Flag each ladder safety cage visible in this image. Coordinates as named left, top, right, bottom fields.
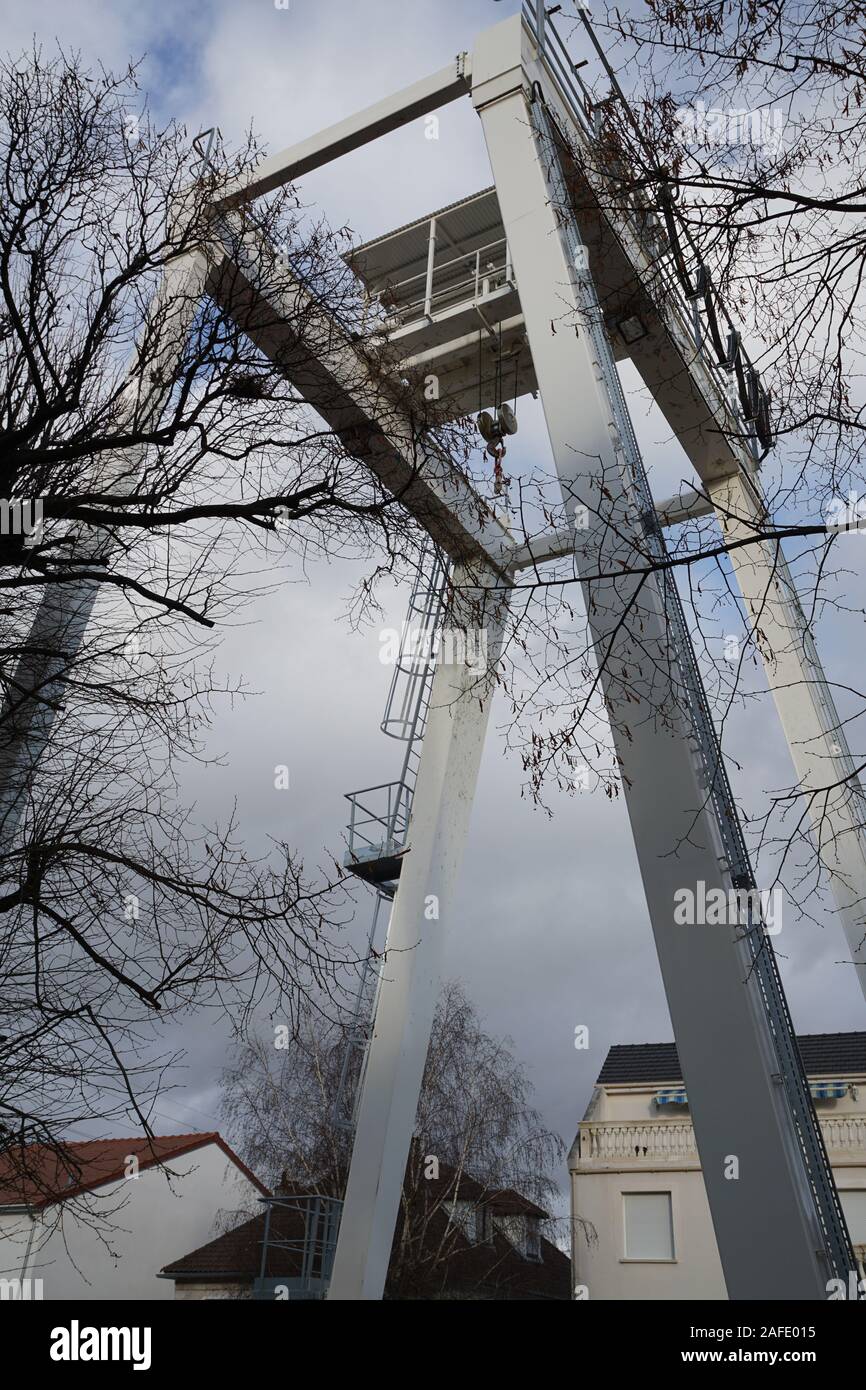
left=343, top=542, right=450, bottom=890
left=334, top=541, right=451, bottom=1140
left=331, top=886, right=392, bottom=1133
left=381, top=543, right=450, bottom=741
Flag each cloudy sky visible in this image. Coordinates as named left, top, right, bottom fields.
left=9, top=0, right=866, bottom=1200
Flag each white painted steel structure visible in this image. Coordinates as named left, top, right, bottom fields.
left=321, top=10, right=863, bottom=1301
left=3, top=4, right=865, bottom=1302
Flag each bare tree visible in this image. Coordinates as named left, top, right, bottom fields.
left=6, top=5, right=865, bottom=1239
left=0, top=43, right=461, bottom=1210
left=581, top=0, right=866, bottom=481
left=460, top=6, right=866, bottom=966
left=220, top=979, right=567, bottom=1297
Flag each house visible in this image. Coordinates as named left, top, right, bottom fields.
left=161, top=1162, right=571, bottom=1300
left=0, top=1132, right=268, bottom=1300
left=570, top=1031, right=866, bottom=1300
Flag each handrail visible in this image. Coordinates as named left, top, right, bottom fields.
left=345, top=779, right=412, bottom=856
left=372, top=235, right=511, bottom=327
left=385, top=236, right=509, bottom=297
left=521, top=1, right=770, bottom=459
left=257, top=1193, right=343, bottom=1294
left=579, top=1113, right=866, bottom=1160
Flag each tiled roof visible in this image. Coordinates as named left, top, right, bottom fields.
left=161, top=1156, right=566, bottom=1298
left=597, top=1031, right=866, bottom=1085
left=487, top=1187, right=547, bottom=1219
left=161, top=1202, right=570, bottom=1300
left=162, top=1205, right=306, bottom=1281
left=0, top=1133, right=269, bottom=1208
left=420, top=1162, right=550, bottom=1218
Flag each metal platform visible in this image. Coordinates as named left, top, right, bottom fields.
left=344, top=185, right=640, bottom=419
left=343, top=778, right=411, bottom=894
left=254, top=1194, right=343, bottom=1301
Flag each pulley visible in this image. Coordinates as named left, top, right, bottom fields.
left=476, top=410, right=497, bottom=443
left=476, top=404, right=518, bottom=443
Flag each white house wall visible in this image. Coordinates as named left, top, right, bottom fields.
left=573, top=1164, right=727, bottom=1301
left=0, top=1142, right=262, bottom=1300
left=571, top=1081, right=866, bottom=1300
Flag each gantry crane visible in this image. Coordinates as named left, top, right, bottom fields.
left=3, top=1, right=864, bottom=1303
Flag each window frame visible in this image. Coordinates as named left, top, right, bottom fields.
left=620, top=1189, right=676, bottom=1264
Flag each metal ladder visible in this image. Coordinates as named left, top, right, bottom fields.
left=533, top=94, right=856, bottom=1284
left=332, top=541, right=450, bottom=1131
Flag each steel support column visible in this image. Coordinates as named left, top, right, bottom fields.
left=327, top=564, right=509, bottom=1299
left=709, top=470, right=866, bottom=998
left=473, top=15, right=841, bottom=1298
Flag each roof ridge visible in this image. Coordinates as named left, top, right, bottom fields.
left=60, top=1132, right=216, bottom=1147
left=0, top=1131, right=268, bottom=1209
left=597, top=1032, right=866, bottom=1084
left=605, top=1031, right=866, bottom=1048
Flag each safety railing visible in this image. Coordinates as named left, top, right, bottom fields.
left=366, top=234, right=512, bottom=331
left=254, top=1193, right=343, bottom=1300
left=344, top=779, right=412, bottom=866
left=578, top=1114, right=866, bottom=1165
left=522, top=1, right=770, bottom=461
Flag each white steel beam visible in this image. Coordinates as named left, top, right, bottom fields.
left=214, top=58, right=471, bottom=210
left=423, top=217, right=437, bottom=320
left=508, top=2, right=866, bottom=997
left=513, top=0, right=866, bottom=1006
left=709, top=470, right=866, bottom=996
left=507, top=489, right=713, bottom=572
left=210, top=220, right=515, bottom=574
left=473, top=12, right=836, bottom=1299
left=656, top=485, right=715, bottom=528
left=507, top=524, right=575, bottom=571
left=327, top=566, right=509, bottom=1300
left=526, top=0, right=866, bottom=995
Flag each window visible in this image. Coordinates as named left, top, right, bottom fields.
left=623, top=1192, right=674, bottom=1260
left=493, top=1212, right=525, bottom=1253
left=525, top=1216, right=542, bottom=1261
left=493, top=1212, right=542, bottom=1260
left=477, top=1205, right=493, bottom=1244
left=840, top=1190, right=866, bottom=1245
left=449, top=1199, right=480, bottom=1244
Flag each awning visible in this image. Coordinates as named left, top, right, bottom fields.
left=655, top=1088, right=688, bottom=1106
left=810, top=1080, right=848, bottom=1101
